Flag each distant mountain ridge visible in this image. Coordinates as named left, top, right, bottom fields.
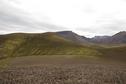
left=56, top=31, right=126, bottom=44
left=91, top=31, right=126, bottom=44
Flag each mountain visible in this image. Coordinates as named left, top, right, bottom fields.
left=91, top=36, right=111, bottom=44
left=56, top=31, right=126, bottom=44
left=110, top=31, right=126, bottom=43
left=91, top=31, right=126, bottom=44
left=56, top=31, right=90, bottom=44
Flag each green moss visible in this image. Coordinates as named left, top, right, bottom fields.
left=0, top=58, right=11, bottom=69
left=0, top=34, right=26, bottom=57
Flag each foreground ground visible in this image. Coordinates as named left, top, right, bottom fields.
left=0, top=56, right=126, bottom=84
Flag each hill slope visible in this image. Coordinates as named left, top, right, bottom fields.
left=56, top=31, right=90, bottom=44
left=0, top=32, right=100, bottom=59
left=0, top=31, right=126, bottom=62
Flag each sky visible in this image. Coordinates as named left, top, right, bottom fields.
left=0, top=0, right=126, bottom=37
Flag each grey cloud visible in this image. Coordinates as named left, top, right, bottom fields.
left=83, top=6, right=95, bottom=14
left=0, top=0, right=68, bottom=34
left=77, top=20, right=126, bottom=36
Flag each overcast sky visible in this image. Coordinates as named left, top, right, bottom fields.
left=0, top=0, right=126, bottom=37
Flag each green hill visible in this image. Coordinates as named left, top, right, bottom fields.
left=0, top=33, right=101, bottom=59
left=0, top=32, right=126, bottom=62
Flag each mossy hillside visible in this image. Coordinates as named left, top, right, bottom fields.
left=0, top=34, right=27, bottom=58
left=1, top=32, right=126, bottom=61
left=12, top=33, right=101, bottom=58
left=0, top=33, right=101, bottom=58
